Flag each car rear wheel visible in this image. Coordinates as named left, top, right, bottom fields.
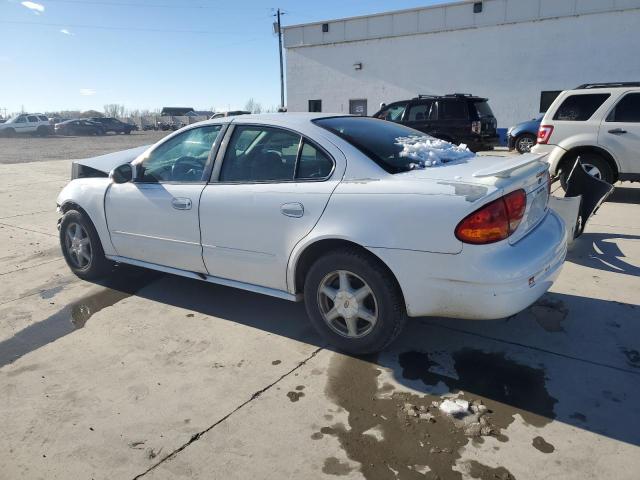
left=559, top=152, right=614, bottom=189
left=515, top=133, right=536, bottom=154
left=60, top=210, right=113, bottom=280
left=304, top=249, right=407, bottom=354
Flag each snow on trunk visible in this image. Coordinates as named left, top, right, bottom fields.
left=395, top=135, right=475, bottom=168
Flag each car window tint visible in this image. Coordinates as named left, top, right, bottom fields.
left=296, top=141, right=333, bottom=179
left=473, top=101, right=494, bottom=118
left=140, top=125, right=221, bottom=183
left=553, top=94, right=610, bottom=121
left=438, top=100, right=468, bottom=120
left=377, top=103, right=408, bottom=122
left=15, top=116, right=26, bottom=123
left=408, top=101, right=435, bottom=122
left=27, top=116, right=38, bottom=122
left=607, top=93, right=640, bottom=123
left=220, top=126, right=300, bottom=182
left=38, top=116, right=48, bottom=121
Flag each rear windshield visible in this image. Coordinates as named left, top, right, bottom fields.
left=314, top=116, right=473, bottom=173
left=553, top=94, right=610, bottom=121
left=473, top=101, right=494, bottom=118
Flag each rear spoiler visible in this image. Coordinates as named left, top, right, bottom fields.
left=473, top=153, right=547, bottom=178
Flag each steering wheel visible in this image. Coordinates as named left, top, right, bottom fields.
left=171, top=156, right=203, bottom=181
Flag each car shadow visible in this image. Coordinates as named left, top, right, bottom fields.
left=567, top=232, right=640, bottom=277
left=607, top=186, right=640, bottom=205
left=3, top=265, right=639, bottom=448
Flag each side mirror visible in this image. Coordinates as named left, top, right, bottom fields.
left=109, top=163, right=134, bottom=184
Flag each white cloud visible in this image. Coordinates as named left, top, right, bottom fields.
left=21, top=1, right=45, bottom=14
left=60, top=29, right=74, bottom=36
left=80, top=89, right=96, bottom=96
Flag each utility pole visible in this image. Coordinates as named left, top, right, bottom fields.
left=275, top=8, right=285, bottom=110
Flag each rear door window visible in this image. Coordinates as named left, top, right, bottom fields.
left=296, top=141, right=333, bottom=180
left=437, top=100, right=468, bottom=120
left=606, top=93, right=640, bottom=123
left=27, top=116, right=39, bottom=122
left=553, top=94, right=610, bottom=121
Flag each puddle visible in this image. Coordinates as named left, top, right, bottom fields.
left=321, top=349, right=554, bottom=479
left=399, top=349, right=557, bottom=427
left=532, top=436, right=554, bottom=454
left=0, top=267, right=160, bottom=368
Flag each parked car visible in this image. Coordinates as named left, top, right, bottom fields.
left=57, top=114, right=567, bottom=354
left=373, top=94, right=499, bottom=152
left=89, top=117, right=135, bottom=134
left=532, top=82, right=640, bottom=187
left=0, top=113, right=51, bottom=136
left=55, top=119, right=105, bottom=136
left=507, top=114, right=543, bottom=154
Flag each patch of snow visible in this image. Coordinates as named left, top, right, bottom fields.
left=395, top=135, right=475, bottom=168
left=362, top=425, right=385, bottom=442
left=439, top=398, right=470, bottom=416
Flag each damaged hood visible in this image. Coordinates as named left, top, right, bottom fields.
left=71, top=145, right=149, bottom=178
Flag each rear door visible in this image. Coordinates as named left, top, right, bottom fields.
left=405, top=100, right=436, bottom=135
left=27, top=116, right=40, bottom=133
left=105, top=124, right=223, bottom=272
left=199, top=124, right=343, bottom=292
left=433, top=99, right=469, bottom=144
left=598, top=91, right=640, bottom=175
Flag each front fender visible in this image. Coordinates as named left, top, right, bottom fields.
left=57, top=179, right=115, bottom=255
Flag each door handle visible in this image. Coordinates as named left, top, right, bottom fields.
left=608, top=128, right=627, bottom=135
left=171, top=197, right=192, bottom=210
left=280, top=202, right=304, bottom=218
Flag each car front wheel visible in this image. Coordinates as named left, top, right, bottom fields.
left=60, top=210, right=113, bottom=280
left=304, top=249, right=407, bottom=355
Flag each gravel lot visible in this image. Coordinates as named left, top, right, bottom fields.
left=0, top=139, right=639, bottom=479
left=0, top=131, right=169, bottom=164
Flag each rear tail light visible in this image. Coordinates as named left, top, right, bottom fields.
left=471, top=121, right=482, bottom=134
left=537, top=125, right=554, bottom=144
left=455, top=189, right=527, bottom=245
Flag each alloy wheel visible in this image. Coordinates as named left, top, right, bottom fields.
left=65, top=222, right=92, bottom=268
left=516, top=136, right=535, bottom=153
left=317, top=270, right=378, bottom=338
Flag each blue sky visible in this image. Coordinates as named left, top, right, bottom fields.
left=0, top=0, right=444, bottom=114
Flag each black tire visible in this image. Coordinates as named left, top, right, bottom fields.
left=60, top=209, right=113, bottom=280
left=515, top=133, right=536, bottom=154
left=303, top=248, right=407, bottom=355
left=559, top=152, right=615, bottom=190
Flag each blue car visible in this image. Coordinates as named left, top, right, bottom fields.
left=507, top=114, right=543, bottom=154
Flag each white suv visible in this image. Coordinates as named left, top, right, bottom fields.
left=532, top=83, right=640, bottom=186
left=0, top=113, right=51, bottom=137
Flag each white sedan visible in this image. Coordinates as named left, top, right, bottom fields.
left=57, top=114, right=567, bottom=354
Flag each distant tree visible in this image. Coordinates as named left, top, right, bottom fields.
left=104, top=104, right=126, bottom=118
left=80, top=110, right=103, bottom=118
left=244, top=98, right=263, bottom=114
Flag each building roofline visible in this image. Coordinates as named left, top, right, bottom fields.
left=283, top=0, right=469, bottom=30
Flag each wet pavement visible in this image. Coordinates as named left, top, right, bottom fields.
left=0, top=158, right=639, bottom=479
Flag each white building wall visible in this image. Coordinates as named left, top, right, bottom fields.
left=284, top=0, right=640, bottom=128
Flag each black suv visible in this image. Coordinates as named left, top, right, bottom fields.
left=373, top=94, right=499, bottom=152
left=89, top=117, right=134, bottom=134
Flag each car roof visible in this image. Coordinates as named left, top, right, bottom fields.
left=200, top=112, right=351, bottom=129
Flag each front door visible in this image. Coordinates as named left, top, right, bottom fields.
left=200, top=124, right=341, bottom=291
left=105, top=124, right=223, bottom=272
left=598, top=92, right=640, bottom=176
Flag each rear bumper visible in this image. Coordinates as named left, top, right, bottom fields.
left=467, top=134, right=500, bottom=151
left=370, top=210, right=567, bottom=319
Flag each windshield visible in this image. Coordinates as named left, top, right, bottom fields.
left=314, top=117, right=474, bottom=173
left=473, top=101, right=494, bottom=118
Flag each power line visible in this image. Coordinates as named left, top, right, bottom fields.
left=0, top=19, right=253, bottom=35
left=41, top=0, right=221, bottom=9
